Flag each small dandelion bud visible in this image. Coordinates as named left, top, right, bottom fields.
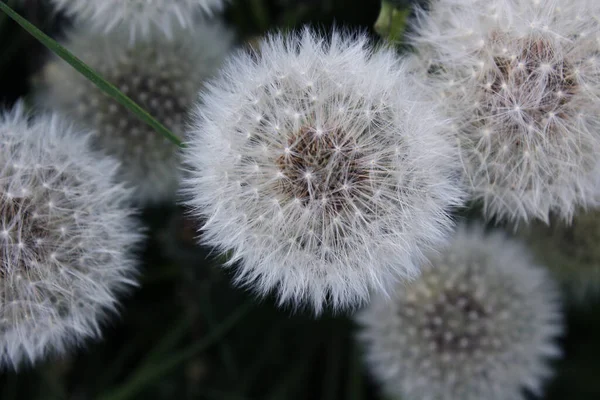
left=182, top=29, right=465, bottom=313
left=519, top=209, right=600, bottom=300
left=48, top=0, right=228, bottom=41
left=356, top=225, right=563, bottom=400
left=0, top=103, right=141, bottom=368
left=409, top=0, right=600, bottom=223
left=36, top=23, right=233, bottom=205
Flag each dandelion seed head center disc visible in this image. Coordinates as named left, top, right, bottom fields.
left=275, top=124, right=372, bottom=210
left=0, top=169, right=89, bottom=261
left=399, top=264, right=520, bottom=363
left=0, top=172, right=83, bottom=323
left=480, top=37, right=578, bottom=136
left=77, top=53, right=191, bottom=159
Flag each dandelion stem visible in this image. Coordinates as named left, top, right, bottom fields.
left=0, top=1, right=184, bottom=148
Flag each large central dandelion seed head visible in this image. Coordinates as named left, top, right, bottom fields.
left=409, top=0, right=600, bottom=223
left=183, top=29, right=464, bottom=312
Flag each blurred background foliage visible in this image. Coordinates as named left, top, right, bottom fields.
left=0, top=0, right=599, bottom=399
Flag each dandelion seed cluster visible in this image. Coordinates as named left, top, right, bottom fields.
left=37, top=23, right=232, bottom=204
left=356, top=225, right=563, bottom=400
left=409, top=0, right=600, bottom=223
left=183, top=29, right=464, bottom=312
left=520, top=209, right=600, bottom=300
left=49, top=0, right=226, bottom=40
left=0, top=104, right=140, bottom=368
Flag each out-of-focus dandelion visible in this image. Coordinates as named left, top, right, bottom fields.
left=356, top=225, right=563, bottom=400
left=409, top=0, right=600, bottom=223
left=36, top=23, right=233, bottom=205
left=0, top=103, right=140, bottom=368
left=182, top=28, right=464, bottom=313
left=520, top=209, right=600, bottom=300
left=48, top=0, right=227, bottom=41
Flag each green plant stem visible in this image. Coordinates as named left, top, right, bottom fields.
left=143, top=315, right=193, bottom=363
left=0, top=0, right=15, bottom=31
left=0, top=1, right=184, bottom=148
left=99, top=303, right=252, bottom=400
left=198, top=285, right=238, bottom=380
left=374, top=0, right=410, bottom=44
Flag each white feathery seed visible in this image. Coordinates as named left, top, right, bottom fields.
left=48, top=0, right=227, bottom=41
left=36, top=23, right=233, bottom=205
left=409, top=0, right=600, bottom=223
left=182, top=29, right=465, bottom=313
left=0, top=103, right=140, bottom=368
left=356, top=225, right=563, bottom=400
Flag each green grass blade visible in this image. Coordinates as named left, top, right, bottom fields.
left=0, top=0, right=15, bottom=32
left=197, top=285, right=238, bottom=380
left=0, top=1, right=184, bottom=148
left=99, top=302, right=253, bottom=400
left=143, top=315, right=193, bottom=364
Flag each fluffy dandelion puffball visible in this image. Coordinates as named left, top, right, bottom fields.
left=356, top=225, right=563, bottom=400
left=49, top=0, right=226, bottom=41
left=37, top=23, right=232, bottom=205
left=0, top=103, right=140, bottom=368
left=182, top=29, right=465, bottom=312
left=520, top=209, right=600, bottom=300
left=409, top=0, right=600, bottom=223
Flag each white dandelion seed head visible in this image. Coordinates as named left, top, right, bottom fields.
left=0, top=103, right=141, bottom=368
left=356, top=225, right=563, bottom=400
left=48, top=0, right=228, bottom=42
left=409, top=0, right=600, bottom=223
left=519, top=209, right=600, bottom=301
left=182, top=28, right=465, bottom=313
left=36, top=23, right=233, bottom=205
